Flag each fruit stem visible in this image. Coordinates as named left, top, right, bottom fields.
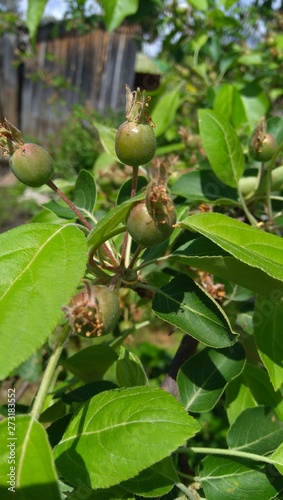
left=120, top=166, right=139, bottom=266
left=47, top=179, right=92, bottom=231
left=128, top=244, right=144, bottom=269
left=30, top=323, right=70, bottom=420
left=237, top=187, right=258, bottom=227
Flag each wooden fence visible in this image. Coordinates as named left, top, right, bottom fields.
left=0, top=22, right=139, bottom=141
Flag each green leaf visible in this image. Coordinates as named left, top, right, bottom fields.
left=62, top=344, right=118, bottom=383
left=227, top=407, right=283, bottom=455
left=100, top=0, right=139, bottom=31
left=74, top=169, right=96, bottom=213
left=152, top=274, right=236, bottom=348
left=43, top=200, right=76, bottom=220
left=0, top=415, right=61, bottom=499
left=213, top=84, right=247, bottom=130
left=61, top=381, right=117, bottom=404
left=177, top=343, right=245, bottom=412
left=87, top=193, right=144, bottom=250
left=226, top=376, right=257, bottom=425
left=254, top=296, right=283, bottom=391
left=151, top=90, right=181, bottom=138
left=92, top=121, right=119, bottom=161
left=242, top=364, right=283, bottom=420
left=121, top=457, right=178, bottom=497
left=26, top=0, right=48, bottom=46
left=0, top=224, right=87, bottom=379
left=270, top=443, right=283, bottom=475
left=240, top=83, right=270, bottom=132
left=188, top=0, right=208, bottom=10
left=172, top=236, right=283, bottom=297
left=171, top=170, right=238, bottom=205
left=181, top=212, right=283, bottom=285
left=53, top=386, right=200, bottom=489
left=116, top=346, right=149, bottom=387
left=198, top=109, right=245, bottom=187
left=199, top=455, right=283, bottom=500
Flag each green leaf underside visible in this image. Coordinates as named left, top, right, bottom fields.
left=172, top=237, right=283, bottom=297
left=198, top=109, right=245, bottom=187
left=87, top=193, right=144, bottom=249
left=121, top=457, right=178, bottom=497
left=0, top=415, right=61, bottom=499
left=43, top=200, right=76, bottom=219
left=254, top=297, right=283, bottom=391
left=26, top=0, right=48, bottom=44
left=92, top=120, right=119, bottom=161
left=181, top=213, right=283, bottom=285
left=152, top=274, right=236, bottom=348
left=171, top=170, right=238, bottom=204
left=151, top=90, right=181, bottom=137
left=62, top=345, right=118, bottom=383
left=177, top=343, right=246, bottom=412
left=227, top=407, right=283, bottom=455
left=199, top=455, right=283, bottom=500
left=0, top=224, right=87, bottom=379
left=53, top=386, right=200, bottom=490
left=74, top=169, right=96, bottom=212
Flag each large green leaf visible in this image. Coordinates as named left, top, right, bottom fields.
left=151, top=90, right=181, bottom=138
left=177, top=343, right=245, bottom=412
left=0, top=415, right=61, bottom=499
left=172, top=236, right=283, bottom=297
left=152, top=274, right=236, bottom=348
left=53, top=386, right=200, bottom=489
left=62, top=345, right=118, bottom=383
left=198, top=109, right=245, bottom=187
left=100, top=0, right=139, bottom=31
left=181, top=212, right=283, bottom=285
left=116, top=346, right=149, bottom=387
left=227, top=407, right=283, bottom=455
left=0, top=224, right=87, bottom=379
left=199, top=455, right=283, bottom=500
left=254, top=296, right=283, bottom=391
left=26, top=0, right=48, bottom=45
left=242, top=364, right=283, bottom=420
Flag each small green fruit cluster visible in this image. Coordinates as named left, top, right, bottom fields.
left=65, top=284, right=120, bottom=338
left=9, top=143, right=54, bottom=187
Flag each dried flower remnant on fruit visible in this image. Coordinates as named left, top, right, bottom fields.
left=249, top=117, right=277, bottom=162
left=63, top=283, right=120, bottom=338
left=125, top=84, right=155, bottom=127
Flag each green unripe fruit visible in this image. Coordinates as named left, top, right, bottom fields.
left=66, top=284, right=120, bottom=338
left=9, top=143, right=54, bottom=187
left=115, top=121, right=156, bottom=167
left=126, top=201, right=176, bottom=247
left=249, top=133, right=277, bottom=162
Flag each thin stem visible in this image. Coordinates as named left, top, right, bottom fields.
left=47, top=179, right=92, bottom=231
left=128, top=244, right=144, bottom=269
left=181, top=446, right=276, bottom=466
left=175, top=482, right=197, bottom=499
left=120, top=166, right=139, bottom=266
left=30, top=323, right=70, bottom=420
left=238, top=187, right=258, bottom=226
